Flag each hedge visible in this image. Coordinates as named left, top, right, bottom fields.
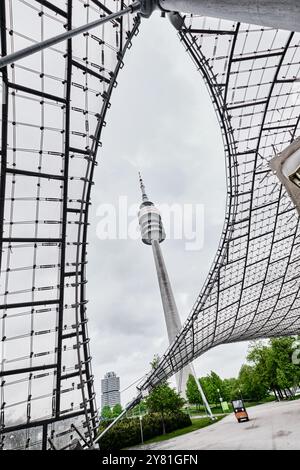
left=98, top=411, right=192, bottom=451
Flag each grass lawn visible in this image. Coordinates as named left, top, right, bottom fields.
left=142, top=416, right=224, bottom=445
left=188, top=395, right=278, bottom=416
left=189, top=407, right=230, bottom=415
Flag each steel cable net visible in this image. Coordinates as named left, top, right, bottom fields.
left=1, top=1, right=300, bottom=451
left=140, top=16, right=300, bottom=391
left=0, top=0, right=139, bottom=450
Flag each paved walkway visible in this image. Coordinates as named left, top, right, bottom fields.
left=133, top=400, right=300, bottom=450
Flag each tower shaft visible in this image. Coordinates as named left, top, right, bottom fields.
left=152, top=240, right=192, bottom=397
left=151, top=240, right=182, bottom=343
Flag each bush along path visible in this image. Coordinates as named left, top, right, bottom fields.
left=98, top=411, right=192, bottom=451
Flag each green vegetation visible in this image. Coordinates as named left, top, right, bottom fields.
left=187, top=395, right=277, bottom=416
left=186, top=336, right=300, bottom=409
left=98, top=356, right=190, bottom=449
left=186, top=374, right=202, bottom=408
left=101, top=405, right=113, bottom=420
left=101, top=403, right=123, bottom=420
left=99, top=412, right=191, bottom=451
left=126, top=400, right=147, bottom=418
left=142, top=416, right=224, bottom=445
left=247, top=337, right=300, bottom=400
left=98, top=340, right=300, bottom=450
left=112, top=403, right=123, bottom=417
left=145, top=382, right=185, bottom=434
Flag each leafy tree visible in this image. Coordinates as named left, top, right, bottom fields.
left=199, top=371, right=226, bottom=404
left=112, top=403, right=123, bottom=417
left=101, top=405, right=112, bottom=420
left=238, top=364, right=269, bottom=401
left=129, top=400, right=147, bottom=417
left=210, top=371, right=225, bottom=401
left=138, top=400, right=147, bottom=414
left=145, top=383, right=185, bottom=434
left=247, top=337, right=300, bottom=400
left=223, top=377, right=239, bottom=401
left=270, top=337, right=300, bottom=395
left=186, top=374, right=203, bottom=407
left=150, top=354, right=160, bottom=370
left=247, top=341, right=276, bottom=396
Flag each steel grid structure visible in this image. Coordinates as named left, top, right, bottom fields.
left=0, top=0, right=139, bottom=450
left=139, top=15, right=300, bottom=392
left=1, top=0, right=300, bottom=452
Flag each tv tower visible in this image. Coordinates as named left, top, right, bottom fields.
left=138, top=173, right=213, bottom=417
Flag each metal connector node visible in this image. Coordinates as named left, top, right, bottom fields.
left=139, top=0, right=158, bottom=17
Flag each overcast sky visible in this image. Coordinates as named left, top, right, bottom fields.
left=87, top=12, right=249, bottom=407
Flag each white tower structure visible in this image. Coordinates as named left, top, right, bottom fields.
left=138, top=173, right=213, bottom=418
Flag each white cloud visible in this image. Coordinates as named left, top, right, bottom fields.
left=87, top=13, right=249, bottom=407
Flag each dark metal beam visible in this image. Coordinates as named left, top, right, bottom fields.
left=6, top=168, right=64, bottom=180
left=42, top=424, right=48, bottom=451
left=0, top=4, right=8, bottom=288
left=2, top=409, right=88, bottom=434
left=71, top=60, right=110, bottom=84
left=183, top=28, right=235, bottom=35
left=55, top=0, right=72, bottom=419
left=8, top=82, right=66, bottom=104
left=231, top=51, right=282, bottom=62
left=0, top=299, right=59, bottom=310
left=0, top=364, right=56, bottom=377
left=35, top=0, right=68, bottom=18
left=2, top=237, right=62, bottom=243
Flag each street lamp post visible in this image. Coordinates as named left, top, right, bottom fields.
left=139, top=415, right=144, bottom=445
left=139, top=403, right=144, bottom=445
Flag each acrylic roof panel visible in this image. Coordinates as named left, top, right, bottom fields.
left=0, top=0, right=139, bottom=449
left=1, top=0, right=300, bottom=450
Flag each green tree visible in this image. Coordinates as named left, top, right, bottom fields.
left=186, top=374, right=203, bottom=408
left=150, top=354, right=160, bottom=370
left=129, top=400, right=147, bottom=417
left=247, top=337, right=300, bottom=400
left=270, top=337, right=300, bottom=396
left=112, top=403, right=123, bottom=417
left=247, top=341, right=276, bottom=396
left=238, top=364, right=268, bottom=401
left=223, top=377, right=239, bottom=401
left=199, top=376, right=215, bottom=404
left=199, top=371, right=226, bottom=404
left=145, top=383, right=185, bottom=434
left=210, top=371, right=225, bottom=401
left=101, top=405, right=112, bottom=420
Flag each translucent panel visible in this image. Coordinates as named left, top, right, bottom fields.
left=0, top=0, right=140, bottom=450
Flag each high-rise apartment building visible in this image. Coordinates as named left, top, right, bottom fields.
left=101, top=371, right=121, bottom=408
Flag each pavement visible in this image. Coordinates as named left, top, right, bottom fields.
left=132, top=400, right=300, bottom=450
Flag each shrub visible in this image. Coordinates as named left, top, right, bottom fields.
left=98, top=411, right=191, bottom=451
